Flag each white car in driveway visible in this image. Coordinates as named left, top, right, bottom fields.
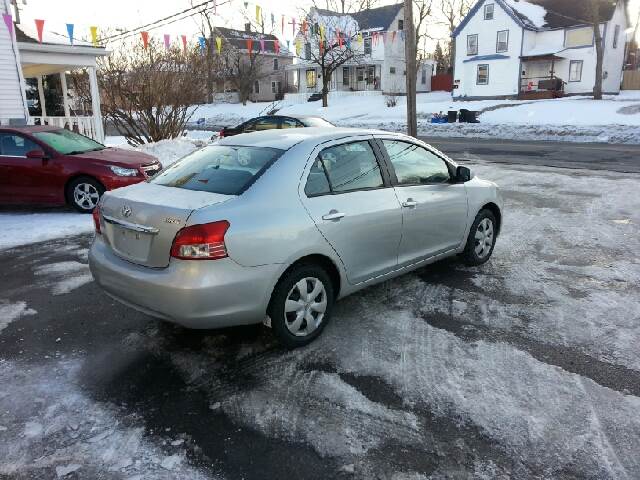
left=89, top=128, right=503, bottom=347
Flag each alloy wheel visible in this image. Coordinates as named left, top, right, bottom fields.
left=474, top=218, right=494, bottom=259
left=73, top=183, right=100, bottom=210
left=284, top=277, right=327, bottom=337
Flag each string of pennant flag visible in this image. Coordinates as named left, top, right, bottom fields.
left=1, top=0, right=407, bottom=58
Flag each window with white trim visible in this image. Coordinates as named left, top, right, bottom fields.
left=613, top=24, right=620, bottom=48
left=569, top=60, right=583, bottom=82
left=477, top=64, right=489, bottom=85
left=467, top=34, right=478, bottom=55
left=253, top=81, right=260, bottom=93
left=496, top=30, right=509, bottom=53
left=273, top=58, right=279, bottom=70
left=564, top=26, right=593, bottom=48
left=484, top=3, right=494, bottom=20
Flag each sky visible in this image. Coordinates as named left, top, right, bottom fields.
left=13, top=0, right=640, bottom=52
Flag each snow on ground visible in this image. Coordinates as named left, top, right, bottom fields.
left=0, top=302, right=36, bottom=333
left=0, top=358, right=216, bottom=479
left=189, top=91, right=640, bottom=144
left=0, top=212, right=94, bottom=251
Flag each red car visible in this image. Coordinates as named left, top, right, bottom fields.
left=0, top=126, right=162, bottom=212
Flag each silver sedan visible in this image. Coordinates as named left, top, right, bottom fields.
left=89, top=128, right=503, bottom=348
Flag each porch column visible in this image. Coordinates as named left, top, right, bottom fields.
left=88, top=67, right=105, bottom=143
left=37, top=76, right=47, bottom=117
left=59, top=72, right=71, bottom=119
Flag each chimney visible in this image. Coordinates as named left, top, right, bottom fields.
left=245, top=23, right=251, bottom=33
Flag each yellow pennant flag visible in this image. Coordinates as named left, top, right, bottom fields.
left=255, top=5, right=261, bottom=24
left=295, top=38, right=301, bottom=55
left=319, top=25, right=325, bottom=41
left=89, top=26, right=98, bottom=46
left=357, top=32, right=363, bottom=44
left=215, top=36, right=222, bottom=54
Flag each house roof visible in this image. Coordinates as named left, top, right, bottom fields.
left=505, top=0, right=623, bottom=29
left=314, top=3, right=403, bottom=31
left=15, top=24, right=96, bottom=47
left=454, top=0, right=626, bottom=36
left=214, top=27, right=290, bottom=55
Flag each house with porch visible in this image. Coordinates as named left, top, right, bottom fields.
left=452, top=0, right=629, bottom=100
left=0, top=0, right=108, bottom=141
left=287, top=3, right=435, bottom=100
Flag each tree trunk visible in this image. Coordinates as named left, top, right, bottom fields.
left=404, top=0, right=417, bottom=137
left=206, top=40, right=214, bottom=103
left=592, top=2, right=603, bottom=100
left=322, top=70, right=330, bottom=107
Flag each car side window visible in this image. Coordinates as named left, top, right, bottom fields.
left=305, top=141, right=384, bottom=196
left=304, top=158, right=331, bottom=196
left=281, top=118, right=303, bottom=129
left=242, top=119, right=257, bottom=132
left=0, top=134, right=40, bottom=157
left=253, top=117, right=279, bottom=131
left=382, top=140, right=451, bottom=185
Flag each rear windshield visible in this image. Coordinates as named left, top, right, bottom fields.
left=150, top=145, right=283, bottom=195
left=301, top=117, right=335, bottom=127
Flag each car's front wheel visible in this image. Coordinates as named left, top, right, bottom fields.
left=67, top=176, right=104, bottom=213
left=461, top=209, right=498, bottom=266
left=268, top=263, right=334, bottom=349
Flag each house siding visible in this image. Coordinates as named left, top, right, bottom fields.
left=453, top=0, right=523, bottom=99
left=0, top=0, right=28, bottom=123
left=602, top=0, right=627, bottom=93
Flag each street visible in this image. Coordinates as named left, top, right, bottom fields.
left=1, top=142, right=640, bottom=479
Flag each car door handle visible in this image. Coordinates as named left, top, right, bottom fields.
left=322, top=210, right=345, bottom=221
left=402, top=199, right=418, bottom=208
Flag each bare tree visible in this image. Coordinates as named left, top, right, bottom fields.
left=413, top=0, right=435, bottom=62
left=311, top=0, right=379, bottom=14
left=302, top=14, right=365, bottom=107
left=215, top=38, right=269, bottom=105
left=73, top=39, right=205, bottom=146
left=436, top=0, right=472, bottom=70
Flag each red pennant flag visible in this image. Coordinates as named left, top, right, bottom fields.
left=246, top=38, right=253, bottom=54
left=274, top=39, right=280, bottom=54
left=163, top=34, right=170, bottom=50
left=141, top=31, right=149, bottom=49
left=259, top=38, right=265, bottom=51
left=181, top=35, right=187, bottom=53
left=302, top=20, right=307, bottom=35
left=34, top=19, right=45, bottom=43
left=391, top=31, right=396, bottom=43
left=337, top=28, right=342, bottom=47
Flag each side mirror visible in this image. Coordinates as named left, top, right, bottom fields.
left=456, top=165, right=473, bottom=183
left=26, top=149, right=49, bottom=161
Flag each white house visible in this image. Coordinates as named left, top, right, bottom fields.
left=0, top=0, right=109, bottom=141
left=452, top=0, right=629, bottom=99
left=287, top=3, right=435, bottom=99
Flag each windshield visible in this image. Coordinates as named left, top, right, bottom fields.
left=301, top=117, right=335, bottom=127
left=32, top=129, right=104, bottom=155
left=151, top=145, right=283, bottom=195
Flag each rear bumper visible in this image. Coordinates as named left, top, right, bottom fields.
left=89, top=236, right=280, bottom=328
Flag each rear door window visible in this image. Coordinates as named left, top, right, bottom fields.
left=304, top=140, right=384, bottom=196
left=281, top=118, right=304, bottom=129
left=151, top=145, right=283, bottom=195
left=245, top=117, right=278, bottom=132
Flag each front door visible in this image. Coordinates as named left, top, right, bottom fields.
left=0, top=133, right=57, bottom=204
left=378, top=139, right=468, bottom=266
left=300, top=138, right=402, bottom=284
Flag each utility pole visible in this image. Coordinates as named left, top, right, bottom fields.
left=10, top=0, right=24, bottom=25
left=404, top=0, right=417, bottom=137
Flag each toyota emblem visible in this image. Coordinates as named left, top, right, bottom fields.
left=121, top=205, right=132, bottom=217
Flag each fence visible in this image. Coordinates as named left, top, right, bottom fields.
left=622, top=71, right=640, bottom=90
left=283, top=90, right=382, bottom=104
left=30, top=116, right=102, bottom=142
left=431, top=74, right=453, bottom=92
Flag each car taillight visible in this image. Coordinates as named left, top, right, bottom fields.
left=218, top=129, right=225, bottom=138
left=170, top=221, right=230, bottom=260
left=92, top=205, right=101, bottom=234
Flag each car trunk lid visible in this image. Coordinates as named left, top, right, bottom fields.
left=100, top=183, right=233, bottom=268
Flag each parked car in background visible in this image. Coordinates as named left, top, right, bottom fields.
left=90, top=127, right=503, bottom=348
left=218, top=115, right=334, bottom=138
left=0, top=126, right=161, bottom=212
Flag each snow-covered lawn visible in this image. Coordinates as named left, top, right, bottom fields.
left=189, top=90, right=640, bottom=144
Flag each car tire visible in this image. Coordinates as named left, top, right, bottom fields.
left=460, top=209, right=498, bottom=266
left=268, top=263, right=335, bottom=349
left=66, top=176, right=104, bottom=213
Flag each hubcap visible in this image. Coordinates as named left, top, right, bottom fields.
left=73, top=183, right=100, bottom=210
left=474, top=218, right=494, bottom=259
left=284, top=277, right=327, bottom=337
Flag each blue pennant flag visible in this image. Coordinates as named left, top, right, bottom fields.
left=198, top=36, right=206, bottom=54
left=66, top=23, right=74, bottom=45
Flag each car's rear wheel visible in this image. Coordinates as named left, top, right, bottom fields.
left=268, top=263, right=334, bottom=349
left=67, top=177, right=104, bottom=213
left=461, top=209, right=497, bottom=266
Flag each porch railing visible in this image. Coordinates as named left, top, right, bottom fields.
left=283, top=90, right=382, bottom=104
left=520, top=76, right=565, bottom=93
left=29, top=116, right=103, bottom=143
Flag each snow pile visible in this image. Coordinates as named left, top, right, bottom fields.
left=503, top=0, right=548, bottom=28
left=0, top=212, right=93, bottom=251
left=34, top=260, right=93, bottom=295
left=0, top=302, right=36, bottom=333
